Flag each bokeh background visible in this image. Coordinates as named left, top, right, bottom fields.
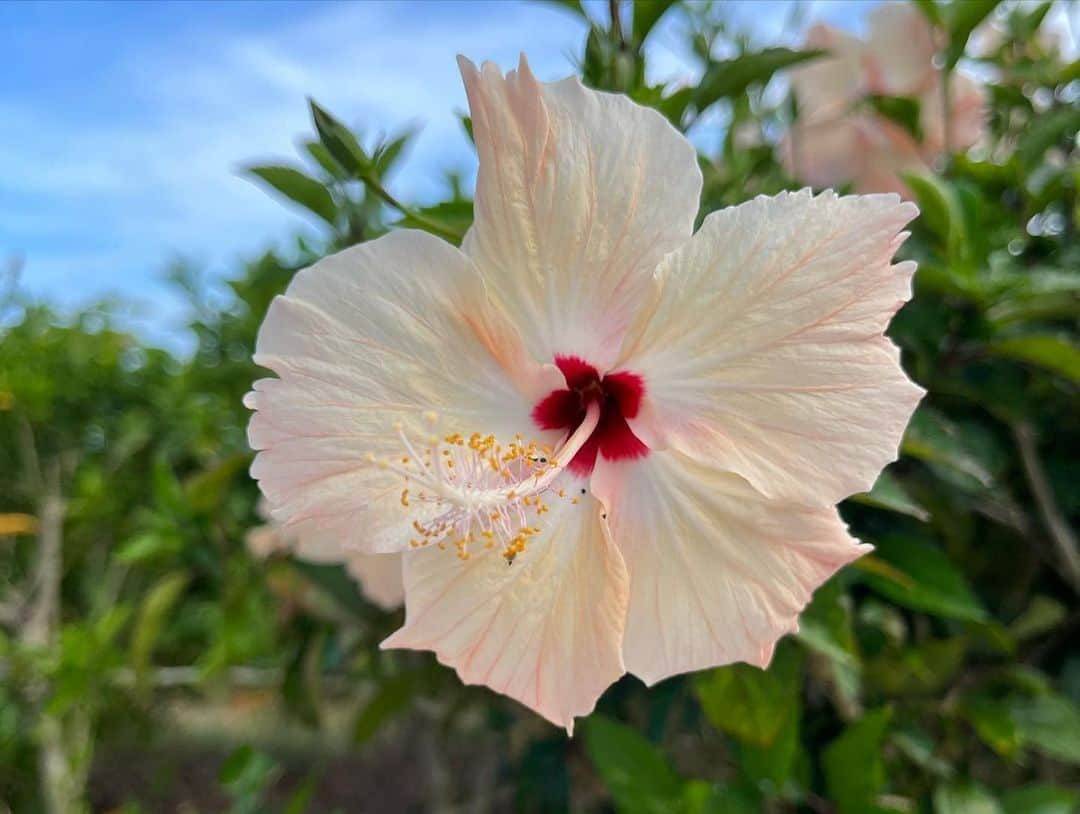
left=2, top=1, right=1078, bottom=812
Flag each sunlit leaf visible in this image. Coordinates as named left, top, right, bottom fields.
left=695, top=48, right=823, bottom=112
left=632, top=0, right=676, bottom=45
left=1009, top=693, right=1080, bottom=764
left=934, top=782, right=1004, bottom=814
left=859, top=536, right=987, bottom=622
left=944, top=0, right=1000, bottom=67
left=823, top=707, right=893, bottom=814
left=986, top=334, right=1080, bottom=384
left=309, top=98, right=372, bottom=176
left=131, top=572, right=190, bottom=694
left=851, top=470, right=930, bottom=521
left=583, top=717, right=686, bottom=814
left=695, top=663, right=790, bottom=747
left=0, top=513, right=37, bottom=536
left=1001, top=785, right=1080, bottom=814
left=244, top=165, right=338, bottom=226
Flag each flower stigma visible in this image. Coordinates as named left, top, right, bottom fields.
left=367, top=402, right=601, bottom=563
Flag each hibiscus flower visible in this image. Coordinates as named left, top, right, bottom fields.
left=782, top=2, right=987, bottom=197
left=246, top=55, right=923, bottom=732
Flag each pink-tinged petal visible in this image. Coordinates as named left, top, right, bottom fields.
left=789, top=24, right=866, bottom=121
left=783, top=115, right=928, bottom=196
left=620, top=190, right=924, bottom=506
left=247, top=229, right=559, bottom=555
left=245, top=525, right=286, bottom=560
left=866, top=1, right=939, bottom=96
left=256, top=518, right=404, bottom=611
left=780, top=115, right=860, bottom=190
left=346, top=554, right=405, bottom=611
left=458, top=54, right=702, bottom=370
left=382, top=492, right=628, bottom=733
left=920, top=73, right=988, bottom=157
left=591, top=452, right=869, bottom=685
left=851, top=118, right=929, bottom=197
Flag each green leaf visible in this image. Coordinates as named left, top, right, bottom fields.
left=892, top=729, right=954, bottom=779
left=353, top=677, right=421, bottom=745
left=219, top=744, right=277, bottom=806
left=986, top=334, right=1080, bottom=384
left=797, top=579, right=861, bottom=713
left=913, top=0, right=944, bottom=28
left=695, top=663, right=790, bottom=747
left=115, top=532, right=183, bottom=565
left=309, top=99, right=371, bottom=177
left=865, top=638, right=967, bottom=696
left=583, top=717, right=686, bottom=814
left=695, top=48, right=823, bottom=112
left=851, top=470, right=930, bottom=521
left=302, top=139, right=347, bottom=179
left=904, top=172, right=969, bottom=266
left=184, top=452, right=250, bottom=514
left=945, top=0, right=1000, bottom=67
left=219, top=744, right=257, bottom=786
left=244, top=165, right=338, bottom=226
left=823, top=707, right=893, bottom=814
left=291, top=559, right=372, bottom=617
left=372, top=128, right=417, bottom=178
left=691, top=781, right=762, bottom=814
left=394, top=200, right=474, bottom=244
left=1001, top=785, right=1080, bottom=814
left=537, top=0, right=586, bottom=18
left=859, top=535, right=987, bottom=622
left=153, top=455, right=187, bottom=516
left=934, top=782, right=1004, bottom=814
left=131, top=572, right=189, bottom=694
left=902, top=408, right=1004, bottom=490
left=960, top=695, right=1023, bottom=758
left=735, top=644, right=806, bottom=786
left=632, top=0, right=676, bottom=45
left=1009, top=692, right=1080, bottom=764
left=1009, top=596, right=1066, bottom=642
left=283, top=771, right=321, bottom=814
left=1058, top=59, right=1080, bottom=86
left=869, top=95, right=923, bottom=141
left=1017, top=106, right=1080, bottom=168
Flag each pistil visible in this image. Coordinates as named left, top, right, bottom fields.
left=371, top=402, right=601, bottom=562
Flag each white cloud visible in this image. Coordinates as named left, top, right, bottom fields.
left=3, top=1, right=589, bottom=340
left=3, top=0, right=895, bottom=351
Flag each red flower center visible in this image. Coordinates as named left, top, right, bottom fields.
left=531, top=355, right=649, bottom=476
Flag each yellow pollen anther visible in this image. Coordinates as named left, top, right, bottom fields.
left=379, top=400, right=601, bottom=570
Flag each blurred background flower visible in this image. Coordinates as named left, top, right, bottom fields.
left=782, top=2, right=990, bottom=196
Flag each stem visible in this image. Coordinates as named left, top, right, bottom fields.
left=941, top=67, right=952, bottom=159
left=609, top=0, right=625, bottom=48
left=1013, top=422, right=1080, bottom=594
left=365, top=180, right=461, bottom=244
left=22, top=460, right=91, bottom=814
left=24, top=461, right=62, bottom=648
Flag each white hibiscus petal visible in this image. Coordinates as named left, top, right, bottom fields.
left=459, top=54, right=702, bottom=370
left=247, top=229, right=556, bottom=555
left=382, top=491, right=628, bottom=733
left=591, top=452, right=869, bottom=686
left=346, top=553, right=405, bottom=612
left=620, top=189, right=924, bottom=506
left=866, top=1, right=938, bottom=97
left=780, top=115, right=860, bottom=190
left=789, top=24, right=867, bottom=120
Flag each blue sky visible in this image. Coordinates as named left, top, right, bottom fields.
left=0, top=0, right=903, bottom=347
